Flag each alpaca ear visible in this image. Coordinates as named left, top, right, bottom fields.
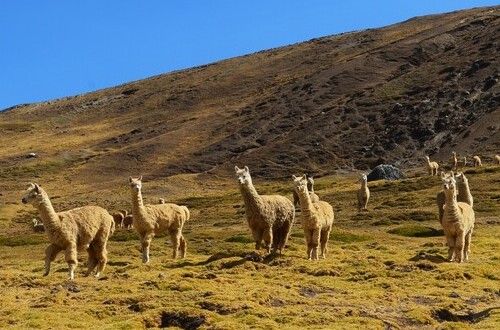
left=235, top=166, right=240, bottom=171
left=34, top=183, right=41, bottom=193
left=129, top=177, right=133, bottom=183
left=302, top=174, right=307, bottom=180
left=139, top=175, right=143, bottom=181
left=244, top=166, right=249, bottom=172
left=292, top=175, right=297, bottom=180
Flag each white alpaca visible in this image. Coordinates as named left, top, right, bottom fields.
left=129, top=176, right=190, bottom=263
left=473, top=155, right=482, bottom=167
left=292, top=175, right=319, bottom=208
left=235, top=166, right=295, bottom=254
left=440, top=172, right=475, bottom=262
left=31, top=218, right=45, bottom=232
left=22, top=183, right=115, bottom=279
left=450, top=151, right=458, bottom=171
left=437, top=171, right=473, bottom=224
left=293, top=174, right=334, bottom=260
left=357, top=174, right=370, bottom=211
left=425, top=156, right=439, bottom=176
left=494, top=155, right=500, bottom=165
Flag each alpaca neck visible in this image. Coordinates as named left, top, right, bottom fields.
left=443, top=189, right=461, bottom=222
left=297, top=188, right=313, bottom=216
left=458, top=182, right=470, bottom=195
left=131, top=189, right=146, bottom=216
left=35, top=193, right=61, bottom=229
left=239, top=183, right=261, bottom=208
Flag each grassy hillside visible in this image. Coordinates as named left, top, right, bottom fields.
left=1, top=166, right=499, bottom=329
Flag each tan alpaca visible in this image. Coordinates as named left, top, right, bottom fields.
left=123, top=214, right=133, bottom=229
left=450, top=151, right=458, bottom=171
left=473, top=155, right=482, bottom=167
left=112, top=212, right=124, bottom=228
left=425, top=156, right=439, bottom=176
left=440, top=172, right=475, bottom=263
left=437, top=171, right=473, bottom=224
left=235, top=166, right=295, bottom=254
left=22, top=183, right=115, bottom=279
left=494, top=155, right=500, bottom=165
left=293, top=174, right=334, bottom=260
left=129, top=176, right=190, bottom=263
left=31, top=218, right=45, bottom=232
left=292, top=175, right=319, bottom=208
left=357, top=174, right=370, bottom=211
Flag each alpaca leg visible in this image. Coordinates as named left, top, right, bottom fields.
left=85, top=244, right=98, bottom=277
left=252, top=229, right=263, bottom=251
left=277, top=222, right=291, bottom=254
left=44, top=244, right=63, bottom=276
left=141, top=232, right=154, bottom=263
left=454, top=234, right=465, bottom=263
left=64, top=245, right=78, bottom=280
left=262, top=227, right=273, bottom=254
left=179, top=235, right=187, bottom=258
left=446, top=234, right=455, bottom=261
left=464, top=232, right=472, bottom=261
left=320, top=227, right=331, bottom=259
left=169, top=230, right=181, bottom=259
left=92, top=242, right=108, bottom=277
left=311, top=229, right=321, bottom=261
left=304, top=230, right=313, bottom=260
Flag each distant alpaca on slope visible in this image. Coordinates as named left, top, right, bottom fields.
left=436, top=171, right=474, bottom=224
left=235, top=166, right=295, bottom=254
left=112, top=212, right=124, bottom=228
left=450, top=151, right=458, bottom=171
left=31, top=218, right=45, bottom=232
left=494, top=155, right=500, bottom=165
left=473, top=155, right=482, bottom=167
left=293, top=174, right=334, bottom=260
left=129, top=176, right=190, bottom=263
left=357, top=174, right=370, bottom=211
left=292, top=175, right=319, bottom=208
left=440, top=172, right=475, bottom=262
left=123, top=214, right=133, bottom=229
left=22, top=183, right=115, bottom=279
left=425, top=156, right=439, bottom=176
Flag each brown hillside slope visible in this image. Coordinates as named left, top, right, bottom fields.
left=0, top=6, right=499, bottom=191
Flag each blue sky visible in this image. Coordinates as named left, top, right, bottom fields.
left=1, top=1, right=498, bottom=110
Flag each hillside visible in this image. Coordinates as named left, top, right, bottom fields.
left=1, top=7, right=499, bottom=190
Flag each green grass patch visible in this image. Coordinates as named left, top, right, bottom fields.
left=110, top=230, right=139, bottom=242
left=225, top=234, right=254, bottom=244
left=0, top=234, right=48, bottom=246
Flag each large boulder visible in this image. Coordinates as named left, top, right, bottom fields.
left=367, top=164, right=406, bottom=181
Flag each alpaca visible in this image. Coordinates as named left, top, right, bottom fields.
left=123, top=214, right=133, bottom=229
left=22, top=183, right=115, bottom=279
left=436, top=171, right=473, bottom=224
left=440, top=172, right=475, bottom=262
left=495, top=155, right=500, bottom=165
left=235, top=166, right=295, bottom=254
left=31, top=218, right=45, bottom=232
left=158, top=198, right=165, bottom=204
left=357, top=174, right=370, bottom=211
left=450, top=151, right=458, bottom=171
left=129, top=176, right=190, bottom=263
left=112, top=212, right=124, bottom=228
left=293, top=174, right=334, bottom=260
left=473, top=155, right=482, bottom=167
left=292, top=175, right=319, bottom=208
left=425, top=156, right=439, bottom=176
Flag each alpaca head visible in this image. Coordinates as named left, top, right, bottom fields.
left=306, top=175, right=314, bottom=190
left=425, top=156, right=430, bottom=162
left=292, top=174, right=309, bottom=194
left=129, top=176, right=143, bottom=192
left=357, top=174, right=368, bottom=184
left=454, top=172, right=468, bottom=185
left=22, top=183, right=45, bottom=205
left=235, top=166, right=252, bottom=186
left=441, top=171, right=457, bottom=196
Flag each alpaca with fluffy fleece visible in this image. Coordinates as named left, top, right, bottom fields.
left=292, top=175, right=319, bottom=208
left=112, top=212, right=124, bottom=228
left=495, top=155, right=500, bottom=165
left=123, top=214, right=133, bottom=229
left=473, top=155, right=482, bottom=167
left=357, top=174, right=370, bottom=211
left=22, top=183, right=115, bottom=279
left=425, top=156, right=439, bottom=176
left=436, top=171, right=473, bottom=224
left=129, top=176, right=190, bottom=263
left=440, top=172, right=475, bottom=262
left=293, top=174, right=334, bottom=260
left=235, top=166, right=295, bottom=254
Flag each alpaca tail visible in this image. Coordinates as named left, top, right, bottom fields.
left=181, top=206, right=190, bottom=222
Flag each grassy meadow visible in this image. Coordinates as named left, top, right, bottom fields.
left=1, top=166, right=500, bottom=329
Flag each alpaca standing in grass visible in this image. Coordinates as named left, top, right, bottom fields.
left=293, top=174, right=334, bottom=260
left=495, top=155, right=500, bottom=165
left=357, top=174, right=370, bottom=211
left=31, top=218, right=45, bottom=232
left=129, top=176, right=190, bottom=263
left=450, top=151, right=458, bottom=171
left=440, top=172, right=475, bottom=262
left=235, top=166, right=295, bottom=254
left=437, top=171, right=473, bottom=224
left=22, top=183, right=115, bottom=279
left=123, top=214, right=133, bottom=229
left=112, top=212, right=124, bottom=228
left=473, top=155, right=482, bottom=167
left=292, top=175, right=319, bottom=208
left=425, top=156, right=439, bottom=176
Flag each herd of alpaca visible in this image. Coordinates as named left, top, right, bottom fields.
left=20, top=152, right=499, bottom=279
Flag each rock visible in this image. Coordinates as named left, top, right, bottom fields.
left=367, top=164, right=406, bottom=181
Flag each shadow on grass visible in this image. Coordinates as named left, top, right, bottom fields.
left=409, top=253, right=448, bottom=264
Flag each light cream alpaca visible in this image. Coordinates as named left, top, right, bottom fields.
left=440, top=172, right=475, bottom=263
left=293, top=174, right=334, bottom=260
left=425, top=156, right=439, bottom=176
left=494, top=155, right=500, bottom=165
left=450, top=151, right=458, bottom=171
left=357, top=174, right=370, bottom=211
left=31, top=218, right=45, bottom=232
left=112, top=212, right=124, bottom=228
left=436, top=171, right=473, bottom=224
left=22, top=183, right=115, bottom=279
left=473, top=155, right=482, bottom=167
left=292, top=175, right=319, bottom=208
left=235, top=166, right=295, bottom=254
left=129, top=176, right=190, bottom=263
